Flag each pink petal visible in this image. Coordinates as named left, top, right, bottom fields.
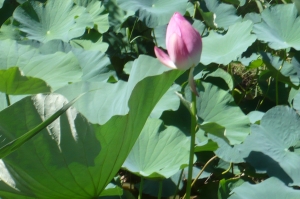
left=188, top=67, right=199, bottom=97
left=169, top=12, right=202, bottom=66
left=167, top=33, right=192, bottom=70
left=177, top=17, right=202, bottom=65
left=154, top=46, right=177, bottom=69
left=166, top=13, right=182, bottom=47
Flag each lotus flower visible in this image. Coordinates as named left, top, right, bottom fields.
left=154, top=12, right=202, bottom=96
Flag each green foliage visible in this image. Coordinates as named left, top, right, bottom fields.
left=1, top=0, right=300, bottom=198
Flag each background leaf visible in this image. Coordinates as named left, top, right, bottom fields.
left=117, top=0, right=187, bottom=28
left=229, top=177, right=300, bottom=199
left=0, top=58, right=182, bottom=198
left=241, top=106, right=300, bottom=186
left=122, top=118, right=190, bottom=179
left=13, top=0, right=93, bottom=42
left=253, top=4, right=300, bottom=50
left=0, top=67, right=50, bottom=95
left=185, top=81, right=250, bottom=145
left=201, top=21, right=257, bottom=65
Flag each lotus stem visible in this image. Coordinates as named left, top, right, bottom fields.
left=138, top=177, right=144, bottom=199
left=173, top=169, right=184, bottom=199
left=184, top=90, right=197, bottom=199
left=5, top=94, right=10, bottom=106
left=158, top=180, right=163, bottom=199
left=183, top=156, right=218, bottom=199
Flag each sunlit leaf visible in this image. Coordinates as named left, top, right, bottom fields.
left=0, top=64, right=182, bottom=198
left=13, top=0, right=93, bottom=42
left=117, top=0, right=187, bottom=28
left=122, top=118, right=190, bottom=178
left=229, top=177, right=300, bottom=199
left=0, top=67, right=50, bottom=95
left=253, top=4, right=300, bottom=50
left=0, top=39, right=82, bottom=91
left=241, top=106, right=300, bottom=186
left=185, top=81, right=250, bottom=145
left=201, top=0, right=242, bottom=29
left=73, top=0, right=109, bottom=33
left=57, top=55, right=183, bottom=125
left=201, top=21, right=257, bottom=65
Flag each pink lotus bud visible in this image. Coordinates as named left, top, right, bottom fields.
left=154, top=12, right=202, bottom=96
left=154, top=12, right=202, bottom=70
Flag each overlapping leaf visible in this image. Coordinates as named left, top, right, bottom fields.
left=229, top=177, right=300, bottom=199
left=13, top=0, right=93, bottom=42
left=57, top=55, right=183, bottom=125
left=201, top=21, right=257, bottom=65
left=117, top=0, right=187, bottom=28
left=122, top=118, right=190, bottom=179
left=0, top=61, right=182, bottom=198
left=0, top=39, right=82, bottom=91
left=0, top=67, right=50, bottom=95
left=185, top=81, right=250, bottom=145
left=201, top=0, right=242, bottom=29
left=73, top=0, right=109, bottom=33
left=241, top=106, right=300, bottom=186
left=253, top=4, right=300, bottom=50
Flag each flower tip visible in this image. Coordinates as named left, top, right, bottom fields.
left=154, top=46, right=177, bottom=69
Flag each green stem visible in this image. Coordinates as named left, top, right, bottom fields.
left=276, top=54, right=285, bottom=105
left=158, top=180, right=163, bottom=199
left=5, top=94, right=11, bottom=106
left=185, top=92, right=197, bottom=199
left=138, top=177, right=144, bottom=199
left=275, top=74, right=279, bottom=105
left=173, top=169, right=184, bottom=199
left=183, top=156, right=217, bottom=199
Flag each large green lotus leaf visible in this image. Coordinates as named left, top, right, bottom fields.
left=195, top=67, right=234, bottom=90
left=57, top=55, right=183, bottom=125
left=247, top=110, right=264, bottom=124
left=0, top=39, right=82, bottom=91
left=195, top=130, right=218, bottom=152
left=70, top=39, right=109, bottom=52
left=229, top=177, right=300, bottom=199
left=0, top=68, right=182, bottom=198
left=241, top=106, right=300, bottom=186
left=207, top=133, right=244, bottom=163
left=71, top=48, right=114, bottom=82
left=0, top=67, right=50, bottom=95
left=117, top=0, right=187, bottom=28
left=201, top=21, right=257, bottom=65
left=253, top=4, right=300, bottom=50
left=73, top=0, right=109, bottom=33
left=36, top=39, right=112, bottom=82
left=201, top=0, right=242, bottom=29
left=0, top=18, right=22, bottom=40
left=150, top=84, right=180, bottom=118
left=185, top=81, right=250, bottom=145
left=122, top=118, right=190, bottom=179
left=13, top=0, right=93, bottom=42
